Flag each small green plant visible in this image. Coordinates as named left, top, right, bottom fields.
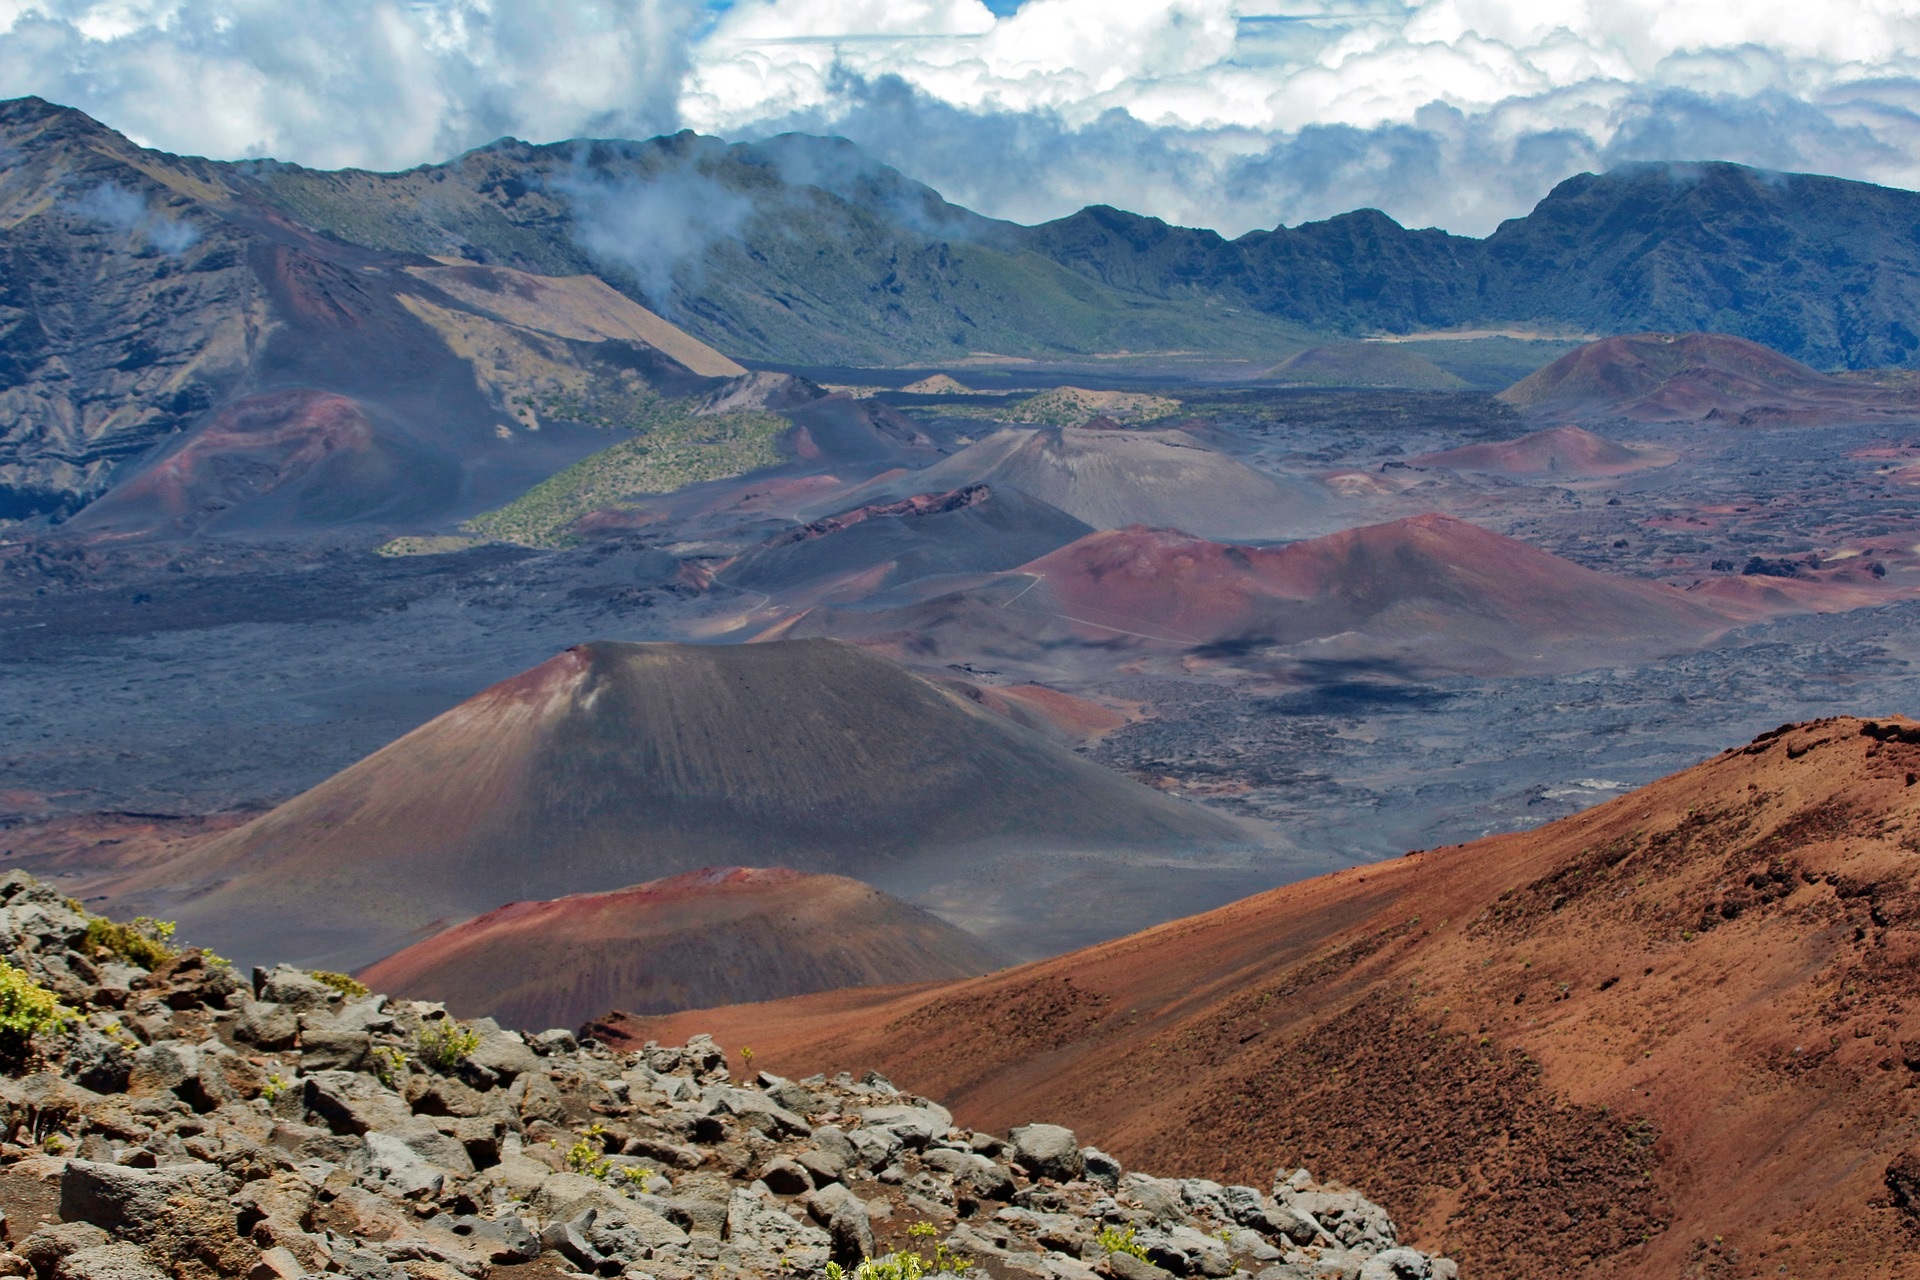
left=0, top=960, right=73, bottom=1051
left=371, top=1045, right=409, bottom=1089
left=261, top=1073, right=287, bottom=1103
left=308, top=970, right=369, bottom=999
left=83, top=916, right=177, bottom=970
left=825, top=1226, right=972, bottom=1280
left=619, top=1166, right=656, bottom=1193
left=1097, top=1226, right=1150, bottom=1261
left=739, top=1046, right=754, bottom=1072
left=567, top=1126, right=612, bottom=1181
left=40, top=1133, right=66, bottom=1154
left=415, top=1020, right=481, bottom=1072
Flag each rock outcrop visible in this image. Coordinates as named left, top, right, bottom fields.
left=0, top=872, right=1456, bottom=1280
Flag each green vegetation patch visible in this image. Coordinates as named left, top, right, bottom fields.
left=466, top=407, right=786, bottom=547
left=938, top=385, right=1182, bottom=428
left=83, top=916, right=178, bottom=971
left=0, top=961, right=72, bottom=1049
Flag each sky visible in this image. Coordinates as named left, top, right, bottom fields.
left=3, top=0, right=1919, bottom=236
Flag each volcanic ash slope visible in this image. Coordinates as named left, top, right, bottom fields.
left=1497, top=330, right=1920, bottom=424
left=614, top=717, right=1920, bottom=1280
left=808, top=423, right=1330, bottom=543
left=142, top=639, right=1242, bottom=971
left=792, top=514, right=1733, bottom=678
left=357, top=867, right=1010, bottom=1031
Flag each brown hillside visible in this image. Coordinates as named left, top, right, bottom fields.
left=132, top=639, right=1240, bottom=971
left=1498, top=331, right=1920, bottom=424
left=805, top=423, right=1329, bottom=542
left=790, top=514, right=1733, bottom=677
left=609, top=717, right=1920, bottom=1280
left=1411, top=424, right=1672, bottom=476
left=357, top=866, right=1007, bottom=1031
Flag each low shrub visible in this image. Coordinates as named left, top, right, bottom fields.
left=415, top=1019, right=481, bottom=1072
left=0, top=960, right=73, bottom=1053
left=83, top=916, right=177, bottom=971
left=309, top=970, right=369, bottom=999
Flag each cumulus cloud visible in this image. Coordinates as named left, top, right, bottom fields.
left=0, top=0, right=699, bottom=170
left=4, top=0, right=1920, bottom=235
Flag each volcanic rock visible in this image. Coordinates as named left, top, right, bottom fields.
left=0, top=873, right=1458, bottom=1280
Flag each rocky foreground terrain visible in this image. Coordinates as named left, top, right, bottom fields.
left=0, top=872, right=1454, bottom=1280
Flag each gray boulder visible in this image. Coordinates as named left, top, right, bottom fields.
left=1011, top=1123, right=1085, bottom=1182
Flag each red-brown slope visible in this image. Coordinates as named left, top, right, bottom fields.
left=608, top=718, right=1920, bottom=1280
left=793, top=514, right=1733, bottom=676
left=357, top=867, right=1008, bottom=1031
left=1411, top=424, right=1672, bottom=476
left=1498, top=331, right=1920, bottom=423
left=66, top=389, right=443, bottom=536
left=134, top=638, right=1240, bottom=971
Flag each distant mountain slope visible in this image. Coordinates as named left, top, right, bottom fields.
left=356, top=866, right=1008, bottom=1030
left=0, top=98, right=751, bottom=528
left=14, top=96, right=1920, bottom=523
left=612, top=717, right=1920, bottom=1280
left=135, top=638, right=1241, bottom=969
left=1496, top=332, right=1920, bottom=424
left=1013, top=164, right=1920, bottom=370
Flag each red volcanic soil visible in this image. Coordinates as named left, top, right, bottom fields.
left=1498, top=331, right=1920, bottom=424
left=800, top=514, right=1734, bottom=676
left=138, top=639, right=1238, bottom=971
left=357, top=867, right=1007, bottom=1031
left=0, top=810, right=249, bottom=889
left=65, top=389, right=443, bottom=537
left=610, top=717, right=1920, bottom=1280
left=1411, top=424, right=1673, bottom=476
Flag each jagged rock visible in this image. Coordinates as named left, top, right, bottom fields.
left=528, top=1030, right=577, bottom=1056
left=1012, top=1124, right=1085, bottom=1182
left=19, top=1223, right=112, bottom=1275
left=443, top=1215, right=540, bottom=1264
left=1082, top=1147, right=1122, bottom=1189
left=826, top=1197, right=873, bottom=1267
left=461, top=1021, right=537, bottom=1083
left=252, top=968, right=336, bottom=1014
left=757, top=1155, right=813, bottom=1195
left=1356, top=1251, right=1438, bottom=1280
left=0, top=875, right=1454, bottom=1280
left=57, top=1161, right=253, bottom=1280
left=297, top=1028, right=370, bottom=1072
left=362, top=1132, right=447, bottom=1199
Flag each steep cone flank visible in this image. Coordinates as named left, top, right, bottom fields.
left=356, top=867, right=1008, bottom=1031
left=147, top=639, right=1239, bottom=969
left=807, top=424, right=1329, bottom=542
left=1498, top=331, right=1920, bottom=423
left=1411, top=424, right=1671, bottom=477
left=796, top=515, right=1731, bottom=676
left=609, top=717, right=1920, bottom=1280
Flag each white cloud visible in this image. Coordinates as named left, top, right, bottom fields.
left=3, top=0, right=1920, bottom=234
